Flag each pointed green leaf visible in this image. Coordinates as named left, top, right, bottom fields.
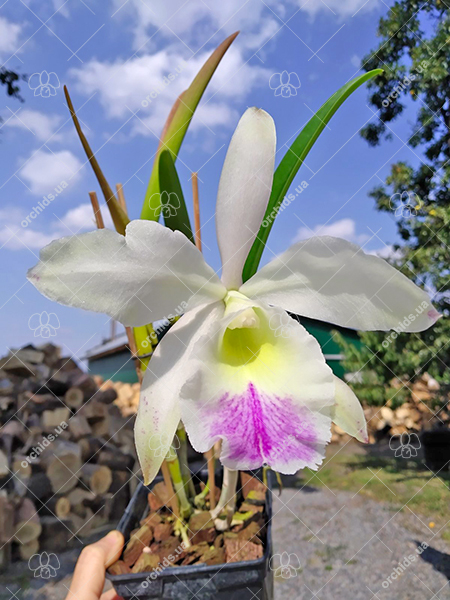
left=158, top=150, right=194, bottom=243
left=64, top=86, right=130, bottom=235
left=242, top=69, right=384, bottom=282
left=141, top=31, right=239, bottom=221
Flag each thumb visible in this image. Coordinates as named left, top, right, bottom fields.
left=67, top=530, right=124, bottom=600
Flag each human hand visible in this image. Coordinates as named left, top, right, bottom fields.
left=66, top=530, right=124, bottom=600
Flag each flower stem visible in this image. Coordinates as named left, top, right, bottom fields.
left=176, top=426, right=196, bottom=498
left=211, top=468, right=238, bottom=524
left=166, top=446, right=193, bottom=520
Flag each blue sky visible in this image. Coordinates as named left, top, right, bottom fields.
left=0, top=0, right=420, bottom=360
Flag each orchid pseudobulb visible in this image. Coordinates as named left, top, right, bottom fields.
left=28, top=108, right=439, bottom=484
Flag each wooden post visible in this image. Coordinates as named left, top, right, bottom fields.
left=89, top=191, right=105, bottom=229
left=191, top=172, right=202, bottom=251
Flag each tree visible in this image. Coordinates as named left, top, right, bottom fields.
left=340, top=1, right=450, bottom=400
left=0, top=68, right=26, bottom=101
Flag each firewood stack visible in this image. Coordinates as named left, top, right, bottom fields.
left=331, top=373, right=446, bottom=444
left=0, top=343, right=139, bottom=567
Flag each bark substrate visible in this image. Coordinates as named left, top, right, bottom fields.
left=108, top=474, right=268, bottom=575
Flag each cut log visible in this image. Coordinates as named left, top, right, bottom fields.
left=25, top=473, right=53, bottom=502
left=40, top=440, right=82, bottom=494
left=46, top=496, right=71, bottom=519
left=53, top=357, right=80, bottom=373
left=80, top=464, right=112, bottom=495
left=42, top=407, right=71, bottom=430
left=94, top=388, right=118, bottom=405
left=25, top=393, right=64, bottom=415
left=68, top=415, right=91, bottom=440
left=38, top=343, right=61, bottom=367
left=44, top=371, right=71, bottom=395
left=79, top=436, right=106, bottom=462
left=65, top=387, right=84, bottom=410
left=79, top=400, right=109, bottom=424
left=39, top=516, right=74, bottom=551
left=1, top=420, right=26, bottom=441
left=0, top=450, right=9, bottom=479
left=14, top=498, right=41, bottom=544
left=69, top=508, right=94, bottom=538
left=67, top=487, right=96, bottom=508
left=19, top=539, right=39, bottom=561
left=90, top=415, right=111, bottom=438
left=12, top=456, right=32, bottom=480
left=69, top=373, right=98, bottom=401
left=0, top=355, right=36, bottom=377
left=97, top=448, right=134, bottom=471
left=0, top=492, right=14, bottom=543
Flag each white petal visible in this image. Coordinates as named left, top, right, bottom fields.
left=135, top=302, right=221, bottom=484
left=216, top=108, right=276, bottom=290
left=28, top=220, right=226, bottom=327
left=180, top=296, right=335, bottom=474
left=332, top=376, right=368, bottom=443
left=241, top=236, right=439, bottom=332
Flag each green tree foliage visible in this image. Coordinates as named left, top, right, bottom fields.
left=339, top=1, right=450, bottom=401
left=0, top=68, right=25, bottom=101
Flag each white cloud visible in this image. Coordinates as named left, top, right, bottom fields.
left=4, top=109, right=63, bottom=142
left=19, top=150, right=83, bottom=195
left=369, top=245, right=403, bottom=262
left=0, top=16, right=22, bottom=57
left=350, top=54, right=361, bottom=68
left=70, top=47, right=269, bottom=135
left=111, top=0, right=281, bottom=52
left=0, top=202, right=113, bottom=251
left=296, top=0, right=380, bottom=18
left=59, top=202, right=113, bottom=232
left=293, top=218, right=369, bottom=244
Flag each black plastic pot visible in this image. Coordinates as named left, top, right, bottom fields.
left=107, top=475, right=274, bottom=600
left=421, top=428, right=450, bottom=473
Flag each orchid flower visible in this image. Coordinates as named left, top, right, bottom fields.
left=28, top=108, right=439, bottom=484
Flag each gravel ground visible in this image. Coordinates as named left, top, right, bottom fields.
left=272, top=486, right=450, bottom=600
left=3, top=483, right=449, bottom=600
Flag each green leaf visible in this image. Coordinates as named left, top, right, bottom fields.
left=242, top=69, right=384, bottom=282
left=158, top=150, right=194, bottom=243
left=64, top=86, right=130, bottom=235
left=141, top=31, right=239, bottom=221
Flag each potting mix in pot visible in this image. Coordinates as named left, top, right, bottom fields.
left=27, top=31, right=439, bottom=586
